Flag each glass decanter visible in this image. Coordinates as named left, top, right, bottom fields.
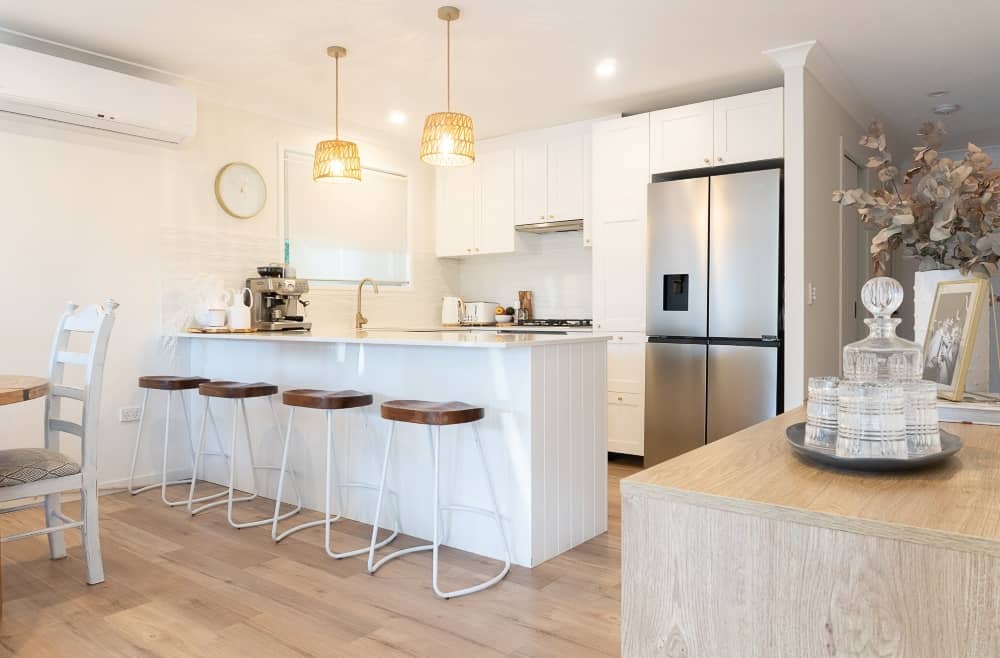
left=842, top=277, right=923, bottom=382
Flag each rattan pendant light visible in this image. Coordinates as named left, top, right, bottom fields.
left=313, top=46, right=361, bottom=182
left=420, top=6, right=475, bottom=166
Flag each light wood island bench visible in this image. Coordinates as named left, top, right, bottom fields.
left=621, top=407, right=1000, bottom=657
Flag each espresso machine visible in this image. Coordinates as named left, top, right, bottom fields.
left=247, top=264, right=312, bottom=331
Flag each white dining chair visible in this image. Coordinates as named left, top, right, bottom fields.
left=0, top=300, right=118, bottom=584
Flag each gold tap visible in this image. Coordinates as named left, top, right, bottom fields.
left=355, top=278, right=380, bottom=329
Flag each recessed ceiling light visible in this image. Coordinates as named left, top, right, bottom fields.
left=595, top=58, right=616, bottom=79
left=388, top=110, right=407, bottom=125
left=927, top=90, right=949, bottom=97
left=933, top=103, right=961, bottom=116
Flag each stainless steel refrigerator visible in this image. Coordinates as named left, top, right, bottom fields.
left=644, top=168, right=782, bottom=466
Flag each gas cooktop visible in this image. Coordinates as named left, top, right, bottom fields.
left=517, top=319, right=593, bottom=327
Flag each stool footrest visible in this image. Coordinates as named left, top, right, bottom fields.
left=128, top=478, right=193, bottom=496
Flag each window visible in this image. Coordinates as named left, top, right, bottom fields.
left=283, top=149, right=410, bottom=284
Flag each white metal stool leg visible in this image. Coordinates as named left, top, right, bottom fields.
left=187, top=397, right=234, bottom=513
left=367, top=420, right=512, bottom=599
left=272, top=408, right=399, bottom=558
left=127, top=388, right=153, bottom=494
left=128, top=388, right=197, bottom=504
left=215, top=397, right=302, bottom=529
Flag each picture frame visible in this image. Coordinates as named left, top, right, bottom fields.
left=921, top=278, right=989, bottom=401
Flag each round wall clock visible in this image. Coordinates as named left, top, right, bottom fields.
left=214, top=162, right=267, bottom=219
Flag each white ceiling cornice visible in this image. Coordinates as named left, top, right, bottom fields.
left=765, top=40, right=875, bottom=130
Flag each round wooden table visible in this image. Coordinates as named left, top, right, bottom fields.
left=0, top=376, right=49, bottom=406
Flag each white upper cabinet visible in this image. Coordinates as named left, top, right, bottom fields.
left=435, top=144, right=517, bottom=257
left=547, top=133, right=587, bottom=222
left=435, top=163, right=479, bottom=257
left=649, top=88, right=783, bottom=174
left=649, top=101, right=714, bottom=174
left=592, top=113, right=650, bottom=227
left=713, top=88, right=783, bottom=166
left=515, top=127, right=590, bottom=226
left=515, top=142, right=549, bottom=225
left=591, top=113, right=650, bottom=331
left=477, top=146, right=516, bottom=255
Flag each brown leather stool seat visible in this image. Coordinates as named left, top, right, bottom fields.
left=380, top=400, right=485, bottom=426
left=283, top=389, right=373, bottom=410
left=138, top=375, right=209, bottom=391
left=198, top=381, right=278, bottom=399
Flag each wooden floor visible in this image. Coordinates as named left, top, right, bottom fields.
left=0, top=456, right=641, bottom=657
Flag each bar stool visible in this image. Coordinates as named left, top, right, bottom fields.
left=128, top=376, right=211, bottom=506
left=187, top=381, right=303, bottom=529
left=272, top=389, right=400, bottom=559
left=368, top=400, right=511, bottom=599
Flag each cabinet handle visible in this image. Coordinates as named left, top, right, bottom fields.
left=474, top=247, right=480, bottom=252
left=717, top=157, right=723, bottom=162
left=617, top=395, right=623, bottom=402
left=703, top=157, right=710, bottom=164
left=466, top=248, right=472, bottom=253
left=548, top=214, right=554, bottom=219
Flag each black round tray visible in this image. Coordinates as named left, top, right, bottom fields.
left=785, top=422, right=962, bottom=472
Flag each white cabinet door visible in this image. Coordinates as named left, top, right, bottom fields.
left=713, top=88, right=783, bottom=165
left=605, top=333, right=645, bottom=455
left=477, top=147, right=516, bottom=255
left=649, top=101, right=713, bottom=174
left=608, top=391, right=643, bottom=456
left=592, top=113, right=650, bottom=227
left=515, top=142, right=548, bottom=225
left=547, top=133, right=586, bottom=222
left=435, top=164, right=478, bottom=257
left=593, top=218, right=646, bottom=332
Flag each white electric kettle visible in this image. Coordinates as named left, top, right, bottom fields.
left=441, top=296, right=464, bottom=326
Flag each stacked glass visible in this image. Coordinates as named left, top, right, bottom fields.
left=903, top=381, right=941, bottom=457
left=805, top=377, right=839, bottom=450
left=836, top=382, right=907, bottom=458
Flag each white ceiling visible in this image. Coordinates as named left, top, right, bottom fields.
left=2, top=0, right=999, bottom=149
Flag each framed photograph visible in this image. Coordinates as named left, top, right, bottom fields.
left=921, top=278, right=989, bottom=401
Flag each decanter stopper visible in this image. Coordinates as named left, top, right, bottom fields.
left=861, top=277, right=903, bottom=319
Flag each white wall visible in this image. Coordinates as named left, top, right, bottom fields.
left=456, top=232, right=592, bottom=317
left=802, top=70, right=866, bottom=385
left=0, top=99, right=457, bottom=487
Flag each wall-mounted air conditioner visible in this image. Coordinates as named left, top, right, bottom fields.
left=0, top=42, right=196, bottom=143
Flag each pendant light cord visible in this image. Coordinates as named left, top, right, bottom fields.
left=335, top=53, right=340, bottom=139
left=446, top=18, right=451, bottom=112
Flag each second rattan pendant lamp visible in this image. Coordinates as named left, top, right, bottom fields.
left=313, top=46, right=361, bottom=182
left=420, top=6, right=475, bottom=166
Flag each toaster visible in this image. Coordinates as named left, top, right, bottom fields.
left=461, top=301, right=499, bottom=325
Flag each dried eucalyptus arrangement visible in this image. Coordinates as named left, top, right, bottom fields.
left=833, top=120, right=1000, bottom=276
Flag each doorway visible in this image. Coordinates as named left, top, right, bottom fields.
left=839, top=154, right=877, bottom=350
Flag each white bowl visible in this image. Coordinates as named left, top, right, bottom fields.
left=495, top=314, right=514, bottom=324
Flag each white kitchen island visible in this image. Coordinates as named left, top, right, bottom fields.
left=174, top=329, right=609, bottom=567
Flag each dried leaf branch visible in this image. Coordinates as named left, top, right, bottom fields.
left=832, top=120, right=1000, bottom=277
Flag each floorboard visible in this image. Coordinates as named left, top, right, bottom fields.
left=0, top=457, right=642, bottom=657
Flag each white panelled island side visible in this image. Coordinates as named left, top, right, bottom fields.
left=174, top=329, right=609, bottom=567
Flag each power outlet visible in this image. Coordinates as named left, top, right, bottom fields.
left=119, top=406, right=142, bottom=423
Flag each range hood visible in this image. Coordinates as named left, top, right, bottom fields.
left=515, top=218, right=583, bottom=234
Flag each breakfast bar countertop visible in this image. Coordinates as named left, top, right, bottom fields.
left=177, top=328, right=610, bottom=348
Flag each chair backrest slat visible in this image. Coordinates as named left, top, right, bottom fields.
left=45, top=300, right=119, bottom=474
left=50, top=385, right=85, bottom=401
left=55, top=351, right=89, bottom=366
left=49, top=419, right=83, bottom=437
